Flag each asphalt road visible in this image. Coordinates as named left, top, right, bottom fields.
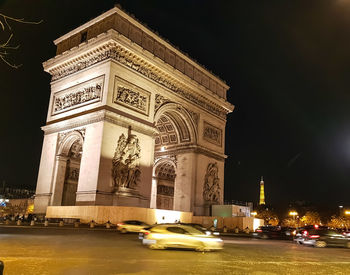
left=0, top=226, right=349, bottom=275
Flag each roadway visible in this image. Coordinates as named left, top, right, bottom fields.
left=0, top=226, right=349, bottom=274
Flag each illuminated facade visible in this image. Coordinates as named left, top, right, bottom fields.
left=34, top=6, right=233, bottom=216
left=259, top=176, right=265, bottom=205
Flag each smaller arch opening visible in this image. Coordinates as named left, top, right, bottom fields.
left=155, top=161, right=176, bottom=210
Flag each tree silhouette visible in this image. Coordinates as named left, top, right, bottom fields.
left=0, top=13, right=42, bottom=68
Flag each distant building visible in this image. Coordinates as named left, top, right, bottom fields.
left=212, top=202, right=253, bottom=217
left=259, top=176, right=265, bottom=205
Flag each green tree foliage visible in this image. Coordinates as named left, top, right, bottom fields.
left=300, top=211, right=321, bottom=226
left=256, top=209, right=279, bottom=226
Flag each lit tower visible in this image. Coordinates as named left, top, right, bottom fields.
left=259, top=176, right=265, bottom=205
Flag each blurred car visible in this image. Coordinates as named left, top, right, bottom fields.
left=253, top=225, right=288, bottom=239
left=303, top=228, right=350, bottom=248
left=142, top=224, right=223, bottom=251
left=342, top=230, right=350, bottom=237
left=293, top=225, right=328, bottom=244
left=117, top=220, right=150, bottom=233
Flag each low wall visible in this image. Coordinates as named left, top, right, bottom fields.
left=192, top=216, right=264, bottom=231
left=46, top=206, right=193, bottom=225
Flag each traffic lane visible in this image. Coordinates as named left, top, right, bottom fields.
left=1, top=227, right=350, bottom=275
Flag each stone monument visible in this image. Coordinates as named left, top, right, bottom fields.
left=34, top=6, right=234, bottom=216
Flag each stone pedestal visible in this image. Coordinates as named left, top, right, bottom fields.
left=113, top=188, right=149, bottom=207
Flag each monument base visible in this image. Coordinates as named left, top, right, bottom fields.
left=112, top=187, right=149, bottom=208
left=45, top=205, right=193, bottom=225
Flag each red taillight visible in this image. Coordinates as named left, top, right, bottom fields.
left=314, top=225, right=319, bottom=229
left=144, top=232, right=149, bottom=235
left=309, top=234, right=320, bottom=239
left=302, top=230, right=308, bottom=236
left=256, top=229, right=262, bottom=232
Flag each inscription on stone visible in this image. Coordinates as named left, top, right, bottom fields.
left=52, top=76, right=104, bottom=115
left=203, top=121, right=222, bottom=146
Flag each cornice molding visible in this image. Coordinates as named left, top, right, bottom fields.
left=45, top=39, right=233, bottom=120
left=155, top=144, right=227, bottom=162
left=42, top=109, right=157, bottom=137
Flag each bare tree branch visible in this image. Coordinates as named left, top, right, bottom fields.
left=0, top=13, right=42, bottom=68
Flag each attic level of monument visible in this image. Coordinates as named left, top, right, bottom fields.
left=49, top=7, right=229, bottom=101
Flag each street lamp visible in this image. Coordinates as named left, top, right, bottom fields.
left=289, top=211, right=298, bottom=217
left=345, top=210, right=350, bottom=216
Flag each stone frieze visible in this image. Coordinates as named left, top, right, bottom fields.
left=114, top=86, right=149, bottom=115
left=51, top=46, right=227, bottom=119
left=203, top=121, right=222, bottom=147
left=52, top=76, right=104, bottom=115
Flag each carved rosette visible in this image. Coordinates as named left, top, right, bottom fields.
left=112, top=129, right=141, bottom=191
left=203, top=162, right=221, bottom=203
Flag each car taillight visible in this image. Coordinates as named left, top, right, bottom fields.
left=302, top=230, right=308, bottom=236
left=309, top=234, right=320, bottom=239
left=256, top=229, right=262, bottom=232
left=117, top=223, right=124, bottom=226
left=314, top=225, right=319, bottom=229
left=144, top=232, right=149, bottom=235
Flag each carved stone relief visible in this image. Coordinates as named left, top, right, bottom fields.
left=52, top=76, right=104, bottom=115
left=157, top=185, right=174, bottom=196
left=203, top=162, right=220, bottom=203
left=203, top=121, right=222, bottom=146
left=154, top=94, right=171, bottom=112
left=187, top=109, right=199, bottom=127
left=112, top=129, right=141, bottom=190
left=66, top=168, right=79, bottom=181
left=58, top=128, right=85, bottom=145
left=51, top=47, right=227, bottom=119
left=113, top=77, right=150, bottom=115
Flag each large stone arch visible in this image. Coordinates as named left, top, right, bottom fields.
left=154, top=102, right=198, bottom=152
left=50, top=130, right=84, bottom=206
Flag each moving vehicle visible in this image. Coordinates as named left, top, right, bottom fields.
left=142, top=224, right=223, bottom=251
left=303, top=228, right=350, bottom=248
left=253, top=226, right=294, bottom=239
left=117, top=220, right=150, bottom=233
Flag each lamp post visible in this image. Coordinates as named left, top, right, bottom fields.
left=289, top=211, right=298, bottom=227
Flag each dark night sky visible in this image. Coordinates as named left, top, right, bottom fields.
left=1, top=0, right=350, bottom=208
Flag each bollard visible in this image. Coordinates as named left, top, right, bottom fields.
left=44, top=220, right=49, bottom=227
left=30, top=220, right=35, bottom=226
left=106, top=221, right=111, bottom=229
left=74, top=221, right=79, bottom=228
left=59, top=220, right=64, bottom=227
left=5, top=220, right=9, bottom=225
left=223, top=226, right=227, bottom=233
left=234, top=227, right=239, bottom=234
left=0, top=260, right=4, bottom=275
left=16, top=220, right=22, bottom=226
left=90, top=220, right=95, bottom=228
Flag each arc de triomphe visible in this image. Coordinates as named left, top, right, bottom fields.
left=34, top=6, right=234, bottom=216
